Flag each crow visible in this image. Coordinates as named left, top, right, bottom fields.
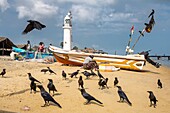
left=47, top=67, right=57, bottom=75
left=117, top=86, right=132, bottom=106
left=114, top=77, right=119, bottom=87
left=0, top=69, right=6, bottom=77
left=148, top=9, right=155, bottom=18
left=70, top=70, right=80, bottom=78
left=78, top=76, right=84, bottom=89
left=30, top=80, right=36, bottom=94
left=147, top=91, right=158, bottom=108
left=81, top=71, right=91, bottom=79
left=41, top=69, right=49, bottom=74
left=90, top=70, right=97, bottom=76
left=96, top=70, right=104, bottom=79
left=98, top=78, right=109, bottom=89
left=22, top=20, right=46, bottom=34
left=62, top=70, right=67, bottom=80
left=79, top=88, right=103, bottom=105
left=47, top=79, right=57, bottom=96
left=157, top=79, right=162, bottom=88
left=37, top=85, right=62, bottom=108
left=28, top=73, right=41, bottom=84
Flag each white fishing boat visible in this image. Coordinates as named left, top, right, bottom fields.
left=49, top=11, right=146, bottom=71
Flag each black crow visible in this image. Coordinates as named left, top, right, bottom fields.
left=147, top=91, right=158, bottom=108
left=47, top=79, right=57, bottom=96
left=97, top=70, right=104, bottom=79
left=28, top=73, right=41, bottom=84
left=79, top=88, right=103, bottom=105
left=0, top=69, right=6, bottom=77
left=62, top=70, right=67, bottom=80
left=157, top=79, right=162, bottom=88
left=98, top=78, right=109, bottom=89
left=78, top=76, right=84, bottom=89
left=37, top=85, right=62, bottom=108
left=114, top=77, right=119, bottom=87
left=70, top=70, right=80, bottom=78
left=47, top=67, right=57, bottom=75
left=117, top=86, right=132, bottom=106
left=41, top=69, right=49, bottom=74
left=22, top=20, right=46, bottom=34
left=148, top=9, right=155, bottom=18
left=81, top=71, right=91, bottom=79
left=30, top=80, right=36, bottom=94
left=90, top=70, right=97, bottom=76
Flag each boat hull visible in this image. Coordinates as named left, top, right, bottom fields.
left=49, top=46, right=146, bottom=71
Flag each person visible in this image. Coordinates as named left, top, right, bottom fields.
left=38, top=42, right=45, bottom=52
left=83, top=55, right=99, bottom=70
left=26, top=40, right=31, bottom=51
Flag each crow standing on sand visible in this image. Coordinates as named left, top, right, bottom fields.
left=62, top=70, right=67, bottom=80
left=98, top=78, right=109, bottom=89
left=22, top=20, right=46, bottom=34
left=79, top=88, right=103, bottom=105
left=0, top=69, right=6, bottom=77
left=157, top=79, right=163, bottom=88
left=116, top=86, right=132, bottom=106
left=114, top=77, right=119, bottom=87
left=28, top=73, right=41, bottom=84
left=70, top=70, right=80, bottom=78
left=78, top=76, right=84, bottom=89
left=47, top=67, right=57, bottom=75
left=47, top=79, right=57, bottom=96
left=30, top=80, right=36, bottom=94
left=37, top=85, right=62, bottom=108
left=41, top=69, right=49, bottom=74
left=97, top=70, right=104, bottom=79
left=147, top=91, right=158, bottom=108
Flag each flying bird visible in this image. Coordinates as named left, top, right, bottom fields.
left=157, top=79, right=163, bottom=89
left=148, top=9, right=155, bottom=18
left=28, top=73, right=41, bottom=84
left=114, top=77, right=119, bottom=87
left=116, top=86, right=132, bottom=106
left=37, top=85, right=62, bottom=108
left=79, top=88, right=103, bottom=105
left=0, top=69, right=6, bottom=77
left=22, top=20, right=46, bottom=34
left=147, top=91, right=158, bottom=108
left=47, top=79, right=57, bottom=96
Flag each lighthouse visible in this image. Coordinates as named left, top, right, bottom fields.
left=63, top=11, right=72, bottom=51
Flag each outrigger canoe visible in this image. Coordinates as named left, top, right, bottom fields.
left=49, top=45, right=146, bottom=71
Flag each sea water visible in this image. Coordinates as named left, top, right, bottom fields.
left=152, top=57, right=170, bottom=68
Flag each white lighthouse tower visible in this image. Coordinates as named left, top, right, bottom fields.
left=63, top=11, right=72, bottom=51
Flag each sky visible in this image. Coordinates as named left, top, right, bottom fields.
left=0, top=0, right=170, bottom=55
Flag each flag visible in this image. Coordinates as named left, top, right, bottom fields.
left=130, top=25, right=134, bottom=35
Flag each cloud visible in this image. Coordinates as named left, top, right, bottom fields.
left=16, top=0, right=58, bottom=20
left=0, top=0, right=9, bottom=12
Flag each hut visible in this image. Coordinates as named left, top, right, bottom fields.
left=0, top=37, right=16, bottom=55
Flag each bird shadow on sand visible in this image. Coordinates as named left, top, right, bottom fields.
left=84, top=102, right=104, bottom=107
left=0, top=88, right=30, bottom=97
left=117, top=101, right=132, bottom=106
left=1, top=76, right=12, bottom=78
left=53, top=93, right=62, bottom=96
left=140, top=69, right=160, bottom=74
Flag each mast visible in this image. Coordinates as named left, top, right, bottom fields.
left=63, top=11, right=72, bottom=50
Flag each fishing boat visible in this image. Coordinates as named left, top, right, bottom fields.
left=49, top=11, right=146, bottom=71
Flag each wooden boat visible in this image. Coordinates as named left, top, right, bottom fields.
left=49, top=45, right=146, bottom=71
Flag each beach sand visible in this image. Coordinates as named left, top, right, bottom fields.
left=0, top=56, right=170, bottom=113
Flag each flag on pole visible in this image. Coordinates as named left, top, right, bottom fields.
left=130, top=25, right=134, bottom=35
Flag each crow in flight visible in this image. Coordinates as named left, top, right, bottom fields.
left=22, top=20, right=46, bottom=34
left=148, top=9, right=155, bottom=18
left=37, top=85, right=62, bottom=108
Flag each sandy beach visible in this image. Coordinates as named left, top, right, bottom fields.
left=0, top=56, right=170, bottom=113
